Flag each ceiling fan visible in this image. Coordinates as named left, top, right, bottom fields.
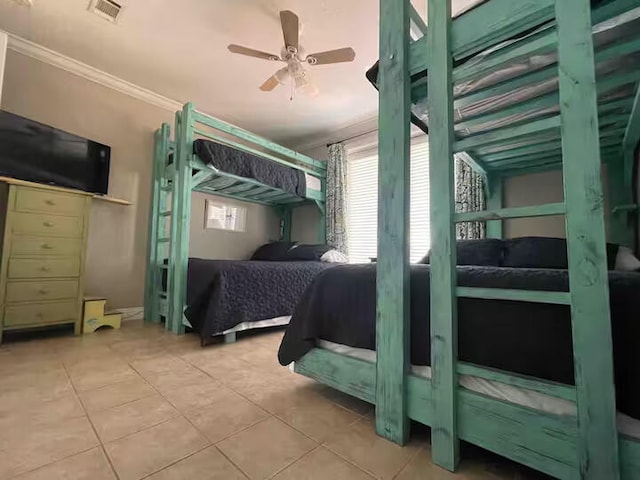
left=227, top=10, right=356, bottom=99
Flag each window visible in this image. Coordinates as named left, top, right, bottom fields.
left=204, top=200, right=247, bottom=232
left=347, top=135, right=431, bottom=263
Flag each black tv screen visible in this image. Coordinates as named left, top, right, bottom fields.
left=0, top=110, right=110, bottom=195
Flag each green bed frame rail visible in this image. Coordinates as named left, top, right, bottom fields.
left=144, top=103, right=327, bottom=335
left=291, top=0, right=640, bottom=479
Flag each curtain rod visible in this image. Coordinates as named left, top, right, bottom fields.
left=326, top=114, right=428, bottom=148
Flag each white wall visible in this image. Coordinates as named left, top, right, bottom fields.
left=189, top=192, right=279, bottom=260
left=503, top=167, right=610, bottom=239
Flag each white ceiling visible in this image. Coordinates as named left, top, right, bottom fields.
left=0, top=0, right=479, bottom=146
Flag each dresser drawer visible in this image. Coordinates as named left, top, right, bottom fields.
left=15, top=187, right=87, bottom=216
left=4, top=301, right=78, bottom=328
left=10, top=236, right=83, bottom=257
left=6, top=280, right=79, bottom=303
left=8, top=257, right=81, bottom=279
left=12, top=212, right=84, bottom=238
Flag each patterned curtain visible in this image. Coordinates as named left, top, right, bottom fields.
left=455, top=157, right=486, bottom=239
left=326, top=142, right=348, bottom=253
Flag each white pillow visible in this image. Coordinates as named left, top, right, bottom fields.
left=615, top=246, right=640, bottom=271
left=321, top=249, right=349, bottom=263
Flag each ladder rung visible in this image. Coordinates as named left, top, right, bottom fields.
left=160, top=211, right=171, bottom=217
left=457, top=362, right=576, bottom=402
left=158, top=238, right=170, bottom=243
left=454, top=202, right=565, bottom=223
left=160, top=186, right=172, bottom=191
left=456, top=287, right=571, bottom=305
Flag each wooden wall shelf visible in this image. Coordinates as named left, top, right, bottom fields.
left=92, top=195, right=132, bottom=206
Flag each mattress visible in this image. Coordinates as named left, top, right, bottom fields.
left=304, top=173, right=322, bottom=192
left=193, top=139, right=306, bottom=197
left=314, top=340, right=640, bottom=439
left=221, top=315, right=291, bottom=335
left=278, top=264, right=640, bottom=420
left=366, top=5, right=640, bottom=143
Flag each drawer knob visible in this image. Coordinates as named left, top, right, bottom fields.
left=45, top=200, right=56, bottom=206
left=43, top=221, right=54, bottom=228
left=41, top=244, right=54, bottom=250
left=38, top=289, right=49, bottom=295
left=41, top=266, right=51, bottom=272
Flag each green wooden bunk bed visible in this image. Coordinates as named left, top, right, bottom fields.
left=144, top=103, right=326, bottom=335
left=286, top=0, right=640, bottom=478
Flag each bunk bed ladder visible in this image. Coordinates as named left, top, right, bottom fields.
left=166, top=105, right=195, bottom=335
left=144, top=122, right=172, bottom=326
left=425, top=0, right=620, bottom=478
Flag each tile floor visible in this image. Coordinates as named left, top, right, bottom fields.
left=0, top=321, right=548, bottom=479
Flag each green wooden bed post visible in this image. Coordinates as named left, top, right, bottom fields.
left=376, top=0, right=411, bottom=445
left=608, top=156, right=634, bottom=247
left=316, top=200, right=327, bottom=243
left=274, top=206, right=293, bottom=242
left=486, top=174, right=503, bottom=239
left=556, top=0, right=620, bottom=477
left=428, top=0, right=459, bottom=471
left=144, top=123, right=170, bottom=324
left=168, top=104, right=195, bottom=335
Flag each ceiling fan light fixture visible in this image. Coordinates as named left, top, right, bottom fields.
left=274, top=67, right=290, bottom=85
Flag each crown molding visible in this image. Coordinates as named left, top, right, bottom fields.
left=3, top=30, right=182, bottom=112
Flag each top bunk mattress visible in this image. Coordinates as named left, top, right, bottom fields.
left=194, top=139, right=307, bottom=197
left=366, top=0, right=639, bottom=148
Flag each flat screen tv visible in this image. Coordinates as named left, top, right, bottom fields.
left=0, top=110, right=110, bottom=195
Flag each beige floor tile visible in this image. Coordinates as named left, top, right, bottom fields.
left=0, top=394, right=83, bottom=428
left=0, top=416, right=99, bottom=479
left=90, top=394, right=179, bottom=442
left=217, top=417, right=317, bottom=480
left=79, top=377, right=156, bottom=413
left=147, top=446, right=246, bottom=480
left=318, top=386, right=374, bottom=416
left=108, top=339, right=170, bottom=361
left=132, top=356, right=210, bottom=391
left=105, top=416, right=209, bottom=480
left=394, top=449, right=503, bottom=480
left=273, top=447, right=374, bottom=480
left=0, top=367, right=73, bottom=407
left=192, top=355, right=254, bottom=382
left=276, top=394, right=362, bottom=442
left=324, top=419, right=423, bottom=480
left=186, top=391, right=270, bottom=443
left=14, top=447, right=116, bottom=480
left=67, top=360, right=139, bottom=392
left=161, top=379, right=232, bottom=412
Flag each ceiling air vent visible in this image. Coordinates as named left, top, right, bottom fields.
left=88, top=0, right=123, bottom=23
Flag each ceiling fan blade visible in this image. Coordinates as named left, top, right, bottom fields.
left=280, top=10, right=299, bottom=51
left=307, top=47, right=356, bottom=65
left=228, top=44, right=280, bottom=61
left=259, top=75, right=280, bottom=92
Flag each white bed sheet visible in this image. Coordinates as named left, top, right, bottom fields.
left=313, top=340, right=640, bottom=439
left=305, top=173, right=322, bottom=192
left=221, top=315, right=291, bottom=335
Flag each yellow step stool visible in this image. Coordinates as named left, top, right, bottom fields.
left=83, top=296, right=122, bottom=333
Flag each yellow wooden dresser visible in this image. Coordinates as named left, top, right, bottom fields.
left=0, top=179, right=91, bottom=342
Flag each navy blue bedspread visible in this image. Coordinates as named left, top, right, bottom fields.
left=193, top=139, right=306, bottom=196
left=278, top=264, right=640, bottom=420
left=184, top=258, right=336, bottom=340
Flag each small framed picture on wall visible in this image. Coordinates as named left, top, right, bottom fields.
left=204, top=199, right=247, bottom=232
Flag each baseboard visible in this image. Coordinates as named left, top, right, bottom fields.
left=117, top=306, right=144, bottom=322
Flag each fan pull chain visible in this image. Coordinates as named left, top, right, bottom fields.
left=290, top=78, right=295, bottom=101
